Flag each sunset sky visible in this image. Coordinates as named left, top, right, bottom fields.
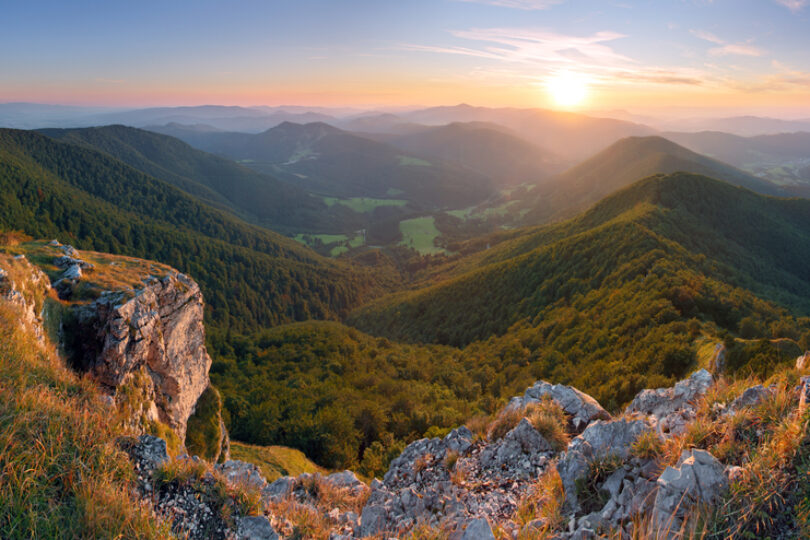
left=2, top=0, right=810, bottom=115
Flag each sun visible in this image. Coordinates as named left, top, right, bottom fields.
left=547, top=72, right=589, bottom=108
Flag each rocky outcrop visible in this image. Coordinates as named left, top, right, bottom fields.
left=508, top=380, right=611, bottom=432
left=653, top=450, right=728, bottom=537
left=0, top=255, right=51, bottom=345
left=625, top=369, right=713, bottom=435
left=69, top=272, right=211, bottom=441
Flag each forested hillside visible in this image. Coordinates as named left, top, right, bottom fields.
left=38, top=125, right=362, bottom=233
left=0, top=128, right=389, bottom=331
left=208, top=173, right=810, bottom=472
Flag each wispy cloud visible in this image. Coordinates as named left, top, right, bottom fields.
left=454, top=0, right=565, bottom=9
left=774, top=0, right=809, bottom=12
left=401, top=27, right=709, bottom=89
left=691, top=30, right=764, bottom=57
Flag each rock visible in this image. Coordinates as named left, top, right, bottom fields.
left=125, top=434, right=169, bottom=473
left=625, top=369, right=713, bottom=436
left=710, top=343, right=726, bottom=374
left=216, top=460, right=267, bottom=491
left=557, top=419, right=650, bottom=512
left=67, top=272, right=211, bottom=441
left=61, top=264, right=82, bottom=281
left=514, top=381, right=611, bottom=431
left=235, top=515, right=279, bottom=540
left=54, top=255, right=95, bottom=270
left=480, top=418, right=552, bottom=477
left=263, top=476, right=295, bottom=502
left=325, top=470, right=367, bottom=493
left=61, top=244, right=80, bottom=257
left=797, top=352, right=810, bottom=371
left=726, top=466, right=744, bottom=483
left=359, top=504, right=387, bottom=537
left=460, top=517, right=496, bottom=540
left=728, top=385, right=773, bottom=412
left=0, top=256, right=51, bottom=344
left=445, top=425, right=474, bottom=454
left=48, top=239, right=61, bottom=247
left=653, top=449, right=728, bottom=536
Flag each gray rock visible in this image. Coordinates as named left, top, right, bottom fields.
left=61, top=264, right=82, bottom=281
left=516, top=381, right=611, bottom=431
left=653, top=449, right=728, bottom=536
left=480, top=418, right=552, bottom=475
left=359, top=504, right=387, bottom=537
left=460, top=517, right=496, bottom=540
left=127, top=434, right=169, bottom=472
left=325, top=470, right=366, bottom=493
left=625, top=369, right=713, bottom=436
left=216, top=460, right=267, bottom=491
left=61, top=244, right=79, bottom=257
left=263, top=476, right=294, bottom=502
left=557, top=419, right=650, bottom=512
left=797, top=352, right=810, bottom=371
left=728, top=384, right=773, bottom=412
left=235, top=515, right=279, bottom=540
left=445, top=426, right=474, bottom=454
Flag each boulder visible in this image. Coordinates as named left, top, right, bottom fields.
left=325, top=470, right=367, bottom=493
left=513, top=381, right=610, bottom=431
left=728, top=384, right=773, bottom=412
left=460, top=517, right=496, bottom=540
left=625, top=369, right=713, bottom=436
left=235, top=516, right=279, bottom=540
left=263, top=476, right=295, bottom=502
left=653, top=450, right=728, bottom=536
left=124, top=434, right=169, bottom=474
left=216, top=460, right=267, bottom=491
left=557, top=419, right=651, bottom=512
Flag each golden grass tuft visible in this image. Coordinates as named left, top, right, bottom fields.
left=0, top=300, right=173, bottom=538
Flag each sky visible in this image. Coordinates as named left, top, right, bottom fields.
left=2, top=0, right=810, bottom=115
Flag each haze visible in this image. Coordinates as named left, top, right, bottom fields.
left=2, top=0, right=810, bottom=117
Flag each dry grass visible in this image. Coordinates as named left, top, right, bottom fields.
left=514, top=467, right=566, bottom=536
left=487, top=397, right=570, bottom=451
left=0, top=300, right=173, bottom=538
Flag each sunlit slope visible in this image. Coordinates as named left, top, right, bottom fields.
left=350, top=173, right=810, bottom=347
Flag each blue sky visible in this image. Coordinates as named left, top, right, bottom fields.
left=1, top=0, right=808, bottom=112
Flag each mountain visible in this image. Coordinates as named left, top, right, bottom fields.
left=661, top=115, right=810, bottom=136
left=664, top=131, right=810, bottom=190
left=351, top=173, right=810, bottom=352
left=155, top=121, right=496, bottom=208
left=37, top=125, right=361, bottom=233
left=380, top=122, right=565, bottom=188
left=399, top=104, right=656, bottom=160
left=0, top=128, right=386, bottom=332
left=512, top=136, right=783, bottom=225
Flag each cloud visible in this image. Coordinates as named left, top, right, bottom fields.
left=774, top=0, right=808, bottom=11
left=401, top=27, right=710, bottom=89
left=692, top=30, right=764, bottom=57
left=455, top=0, right=565, bottom=9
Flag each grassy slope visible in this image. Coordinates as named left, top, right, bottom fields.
left=230, top=442, right=326, bottom=482
left=0, top=291, right=171, bottom=538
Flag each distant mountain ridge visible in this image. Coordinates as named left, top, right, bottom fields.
left=152, top=121, right=497, bottom=208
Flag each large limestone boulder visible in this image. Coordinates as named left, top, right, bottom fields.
left=625, top=369, right=713, bottom=436
left=508, top=380, right=611, bottom=431
left=479, top=418, right=553, bottom=478
left=557, top=419, right=651, bottom=512
left=653, top=449, right=728, bottom=536
left=70, top=272, right=212, bottom=441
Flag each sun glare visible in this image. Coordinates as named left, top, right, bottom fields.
left=547, top=72, right=589, bottom=108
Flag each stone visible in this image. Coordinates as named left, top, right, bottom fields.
left=61, top=264, right=82, bottom=281
left=235, top=516, right=279, bottom=540
left=625, top=369, right=713, bottom=436
left=61, top=245, right=79, bottom=257
left=515, top=381, right=611, bottom=431
left=216, top=460, right=267, bottom=491
left=653, top=449, right=728, bottom=536
left=460, top=517, right=496, bottom=540
left=359, top=504, right=388, bottom=537
left=557, top=419, right=650, bottom=512
left=126, top=434, right=169, bottom=473
left=263, top=476, right=294, bottom=502
left=69, top=272, right=211, bottom=440
left=325, top=470, right=367, bottom=493
left=728, top=385, right=773, bottom=412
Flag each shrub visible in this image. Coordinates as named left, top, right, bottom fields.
left=630, top=430, right=664, bottom=460
left=524, top=398, right=570, bottom=452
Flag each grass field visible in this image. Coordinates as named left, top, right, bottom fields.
left=398, top=216, right=448, bottom=255
left=230, top=442, right=326, bottom=482
left=322, top=197, right=408, bottom=213
left=397, top=156, right=431, bottom=167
